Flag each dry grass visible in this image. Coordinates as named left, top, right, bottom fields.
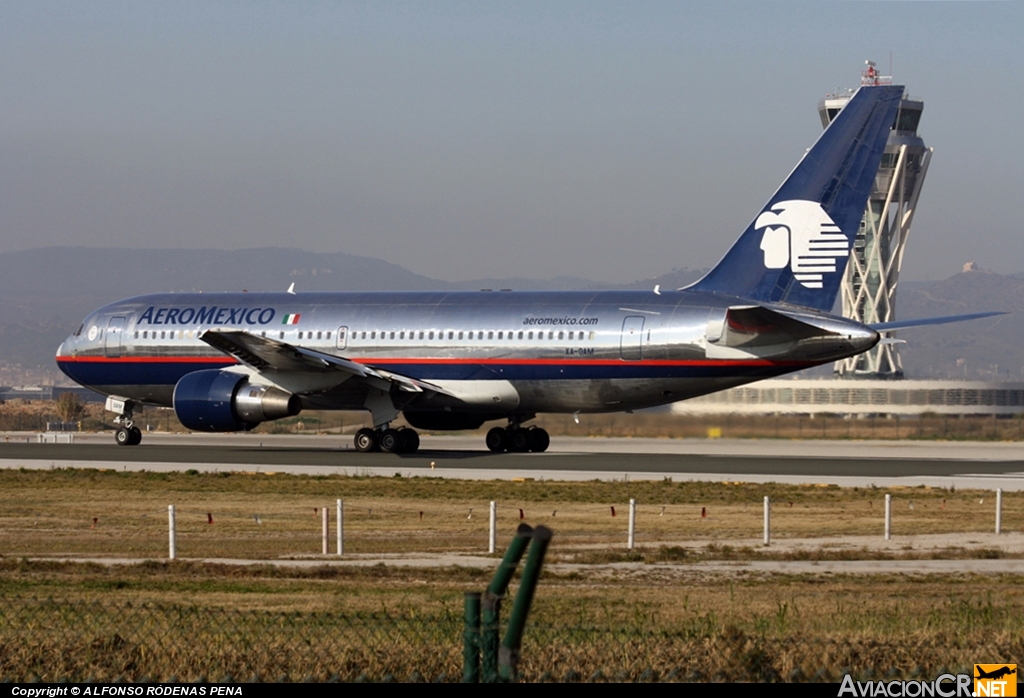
left=0, top=469, right=1020, bottom=559
left=2, top=560, right=1023, bottom=681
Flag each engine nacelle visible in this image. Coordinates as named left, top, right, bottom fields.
left=172, top=369, right=301, bottom=432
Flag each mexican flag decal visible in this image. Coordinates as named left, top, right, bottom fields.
left=282, top=314, right=301, bottom=325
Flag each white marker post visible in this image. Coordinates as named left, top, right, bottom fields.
left=627, top=499, right=636, bottom=550
left=488, top=501, right=497, bottom=554
left=168, top=505, right=176, bottom=560
left=322, top=506, right=329, bottom=555
left=996, top=488, right=1003, bottom=535
left=337, top=499, right=344, bottom=555
left=884, top=494, right=892, bottom=541
left=763, top=496, right=770, bottom=546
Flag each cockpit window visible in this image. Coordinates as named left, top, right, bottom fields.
left=74, top=324, right=84, bottom=337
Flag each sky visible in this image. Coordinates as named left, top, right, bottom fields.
left=2, top=1, right=1022, bottom=284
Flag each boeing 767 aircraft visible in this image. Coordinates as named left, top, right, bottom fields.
left=56, top=84, right=995, bottom=453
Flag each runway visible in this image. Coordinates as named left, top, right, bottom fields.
left=3, top=432, right=1024, bottom=490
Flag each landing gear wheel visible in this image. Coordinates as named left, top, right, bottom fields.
left=486, top=427, right=510, bottom=453
left=509, top=428, right=531, bottom=453
left=379, top=428, right=403, bottom=454
left=115, top=427, right=132, bottom=446
left=354, top=428, right=379, bottom=453
left=528, top=427, right=549, bottom=453
left=401, top=428, right=420, bottom=453
left=128, top=426, right=143, bottom=446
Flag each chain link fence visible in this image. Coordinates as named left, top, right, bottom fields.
left=0, top=596, right=995, bottom=682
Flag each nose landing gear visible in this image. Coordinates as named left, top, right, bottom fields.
left=106, top=397, right=143, bottom=446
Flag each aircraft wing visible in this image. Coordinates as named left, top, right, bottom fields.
left=199, top=329, right=453, bottom=395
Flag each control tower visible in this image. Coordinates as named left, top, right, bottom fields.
left=820, top=61, right=933, bottom=378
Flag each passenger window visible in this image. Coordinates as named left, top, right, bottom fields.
left=388, top=331, right=394, bottom=339
left=261, top=331, right=266, bottom=337
left=518, top=331, right=524, bottom=340
left=458, top=331, right=464, bottom=340
left=589, top=331, right=596, bottom=340
left=161, top=331, right=166, bottom=339
left=317, top=331, right=323, bottom=340
left=429, top=331, right=434, bottom=340
left=558, top=331, right=564, bottom=340
left=400, top=331, right=405, bottom=339
left=419, top=331, right=424, bottom=340
left=528, top=331, right=533, bottom=340
left=497, top=331, right=503, bottom=339
left=488, top=331, right=494, bottom=340
left=326, top=332, right=331, bottom=340
left=280, top=331, right=285, bottom=339
left=448, top=331, right=454, bottom=340
left=134, top=331, right=138, bottom=338
left=371, top=331, right=376, bottom=339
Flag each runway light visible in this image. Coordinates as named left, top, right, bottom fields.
left=611, top=506, right=616, bottom=517
left=207, top=513, right=213, bottom=524
left=701, top=507, right=707, bottom=518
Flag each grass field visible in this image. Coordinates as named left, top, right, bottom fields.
left=0, top=468, right=1020, bottom=558
left=2, top=468, right=1022, bottom=681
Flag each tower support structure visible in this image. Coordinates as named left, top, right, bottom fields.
left=820, top=62, right=933, bottom=378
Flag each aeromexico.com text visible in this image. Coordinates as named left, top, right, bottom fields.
left=522, top=317, right=599, bottom=326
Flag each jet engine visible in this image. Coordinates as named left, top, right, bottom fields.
left=172, top=369, right=301, bottom=432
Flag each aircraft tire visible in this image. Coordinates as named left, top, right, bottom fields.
left=485, top=427, right=509, bottom=453
left=128, top=427, right=143, bottom=446
left=115, top=428, right=132, bottom=446
left=379, top=428, right=403, bottom=454
left=401, top=428, right=420, bottom=453
left=354, top=428, right=379, bottom=453
left=508, top=429, right=531, bottom=453
left=528, top=427, right=550, bottom=453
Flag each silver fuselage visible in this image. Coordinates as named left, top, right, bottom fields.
left=56, top=289, right=878, bottom=420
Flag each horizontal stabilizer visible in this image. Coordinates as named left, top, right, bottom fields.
left=720, top=305, right=836, bottom=346
left=870, top=311, right=1007, bottom=332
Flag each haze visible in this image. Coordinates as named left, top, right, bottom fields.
left=2, top=1, right=1021, bottom=284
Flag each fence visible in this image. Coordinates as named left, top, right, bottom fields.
left=0, top=596, right=983, bottom=683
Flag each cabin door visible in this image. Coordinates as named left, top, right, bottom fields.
left=105, top=317, right=126, bottom=358
left=620, top=316, right=645, bottom=361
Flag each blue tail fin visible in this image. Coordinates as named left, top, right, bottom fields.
left=688, top=84, right=904, bottom=311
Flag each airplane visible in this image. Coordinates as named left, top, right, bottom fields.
left=55, top=84, right=1000, bottom=453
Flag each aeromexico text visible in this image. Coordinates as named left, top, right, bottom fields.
left=136, top=307, right=601, bottom=327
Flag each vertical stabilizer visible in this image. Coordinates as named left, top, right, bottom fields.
left=688, top=85, right=903, bottom=311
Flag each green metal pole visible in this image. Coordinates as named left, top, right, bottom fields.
left=482, top=523, right=533, bottom=683
left=462, top=592, right=481, bottom=683
left=499, top=525, right=553, bottom=683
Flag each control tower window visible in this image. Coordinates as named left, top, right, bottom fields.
left=895, top=109, right=921, bottom=133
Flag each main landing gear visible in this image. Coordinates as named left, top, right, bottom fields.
left=485, top=425, right=549, bottom=453
left=354, top=426, right=420, bottom=454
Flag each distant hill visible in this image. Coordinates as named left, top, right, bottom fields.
left=0, top=246, right=705, bottom=375
left=897, top=271, right=1024, bottom=379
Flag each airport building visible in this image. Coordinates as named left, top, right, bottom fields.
left=671, top=379, right=1024, bottom=417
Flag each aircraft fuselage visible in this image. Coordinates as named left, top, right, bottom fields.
left=57, top=289, right=877, bottom=418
